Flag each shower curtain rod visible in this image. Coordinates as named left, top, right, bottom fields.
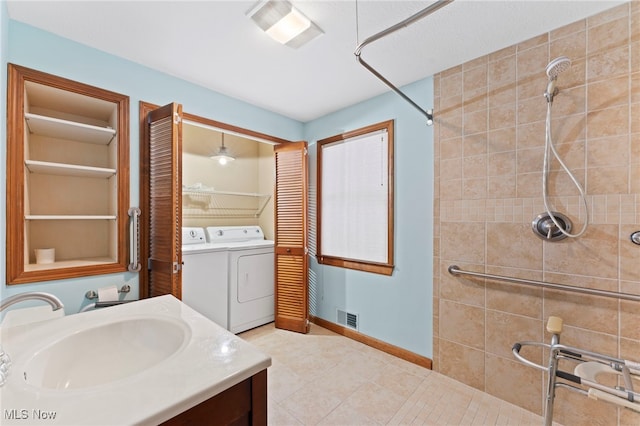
left=448, top=265, right=640, bottom=302
left=354, top=0, right=454, bottom=125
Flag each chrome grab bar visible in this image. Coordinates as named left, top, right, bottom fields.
left=128, top=207, right=141, bottom=272
left=354, top=0, right=454, bottom=125
left=448, top=265, right=640, bottom=302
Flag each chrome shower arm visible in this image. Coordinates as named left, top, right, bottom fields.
left=354, top=0, right=454, bottom=125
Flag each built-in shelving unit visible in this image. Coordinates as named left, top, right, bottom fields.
left=182, top=188, right=271, bottom=218
left=6, top=64, right=130, bottom=284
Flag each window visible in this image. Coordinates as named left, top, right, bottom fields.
left=316, top=120, right=394, bottom=275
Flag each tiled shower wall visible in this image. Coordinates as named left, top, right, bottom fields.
left=433, top=3, right=639, bottom=425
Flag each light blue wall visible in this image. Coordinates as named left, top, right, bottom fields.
left=304, top=79, right=434, bottom=358
left=2, top=21, right=303, bottom=314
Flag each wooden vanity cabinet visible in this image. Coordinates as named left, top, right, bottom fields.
left=6, top=64, right=130, bottom=284
left=162, top=369, right=267, bottom=425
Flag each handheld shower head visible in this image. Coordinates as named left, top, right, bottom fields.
left=545, top=56, right=571, bottom=103
left=546, top=56, right=571, bottom=79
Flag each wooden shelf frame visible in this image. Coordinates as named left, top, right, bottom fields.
left=6, top=63, right=130, bottom=285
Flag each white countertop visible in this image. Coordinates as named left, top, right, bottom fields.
left=0, top=295, right=271, bottom=425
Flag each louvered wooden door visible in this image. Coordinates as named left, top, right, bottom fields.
left=143, top=102, right=183, bottom=298
left=274, top=142, right=309, bottom=333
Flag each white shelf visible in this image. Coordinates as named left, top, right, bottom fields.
left=25, top=112, right=115, bottom=145
left=25, top=160, right=116, bottom=178
left=183, top=189, right=272, bottom=218
left=25, top=215, right=117, bottom=220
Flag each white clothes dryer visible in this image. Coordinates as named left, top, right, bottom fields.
left=181, top=227, right=229, bottom=329
left=207, top=226, right=274, bottom=334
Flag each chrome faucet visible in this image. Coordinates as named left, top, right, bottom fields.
left=0, top=291, right=64, bottom=313
left=0, top=292, right=64, bottom=387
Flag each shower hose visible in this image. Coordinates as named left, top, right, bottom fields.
left=542, top=102, right=589, bottom=238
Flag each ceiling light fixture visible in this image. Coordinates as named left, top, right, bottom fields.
left=210, top=133, right=235, bottom=165
left=247, top=0, right=323, bottom=48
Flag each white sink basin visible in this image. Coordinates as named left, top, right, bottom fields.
left=23, top=316, right=190, bottom=390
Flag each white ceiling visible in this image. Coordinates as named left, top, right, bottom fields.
left=7, top=1, right=624, bottom=122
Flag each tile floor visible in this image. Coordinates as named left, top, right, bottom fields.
left=240, top=323, right=544, bottom=425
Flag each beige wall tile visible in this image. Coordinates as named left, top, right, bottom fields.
left=553, top=386, right=618, bottom=426
left=632, top=107, right=640, bottom=138
left=587, top=165, right=629, bottom=195
left=440, top=94, right=463, bottom=113
left=543, top=225, right=619, bottom=279
left=485, top=354, right=543, bottom=415
left=550, top=29, right=586, bottom=61
left=620, top=294, right=640, bottom=341
left=488, top=151, right=516, bottom=177
left=488, top=85, right=516, bottom=113
left=437, top=339, right=485, bottom=390
left=587, top=104, right=630, bottom=138
left=548, top=140, right=586, bottom=171
left=485, top=267, right=543, bottom=319
left=587, top=2, right=629, bottom=27
left=487, top=176, right=517, bottom=199
left=516, top=171, right=542, bottom=198
left=440, top=178, right=462, bottom=200
left=588, top=75, right=630, bottom=111
left=441, top=69, right=462, bottom=94
left=517, top=74, right=543, bottom=101
left=439, top=261, right=485, bottom=307
left=441, top=157, right=462, bottom=181
left=463, top=65, right=487, bottom=94
left=547, top=168, right=587, bottom=197
left=440, top=222, right=485, bottom=263
left=517, top=33, right=549, bottom=53
left=632, top=72, right=640, bottom=103
left=440, top=299, right=485, bottom=350
left=488, top=56, right=516, bottom=88
left=588, top=16, right=630, bottom=55
left=487, top=127, right=516, bottom=153
left=488, top=105, right=516, bottom=130
left=463, top=133, right=488, bottom=156
left=587, top=135, right=629, bottom=168
left=516, top=121, right=546, bottom=149
left=559, top=57, right=587, bottom=90
left=486, top=222, right=543, bottom=270
left=552, top=84, right=586, bottom=117
left=517, top=96, right=546, bottom=125
left=542, top=285, right=619, bottom=335
left=463, top=154, right=487, bottom=178
left=489, top=45, right=516, bottom=62
left=620, top=336, right=640, bottom=365
left=551, top=113, right=587, bottom=144
left=462, top=177, right=487, bottom=199
left=463, top=109, right=487, bottom=135
left=551, top=18, right=585, bottom=40
left=633, top=6, right=640, bottom=43
left=485, top=310, right=542, bottom=361
left=517, top=147, right=543, bottom=174
left=548, top=324, right=619, bottom=357
left=587, top=45, right=630, bottom=82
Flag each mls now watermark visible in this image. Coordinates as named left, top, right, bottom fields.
left=4, top=409, right=57, bottom=420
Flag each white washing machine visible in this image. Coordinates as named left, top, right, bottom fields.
left=181, top=227, right=229, bottom=329
left=207, top=226, right=274, bottom=334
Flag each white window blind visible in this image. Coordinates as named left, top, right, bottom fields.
left=320, top=129, right=389, bottom=264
